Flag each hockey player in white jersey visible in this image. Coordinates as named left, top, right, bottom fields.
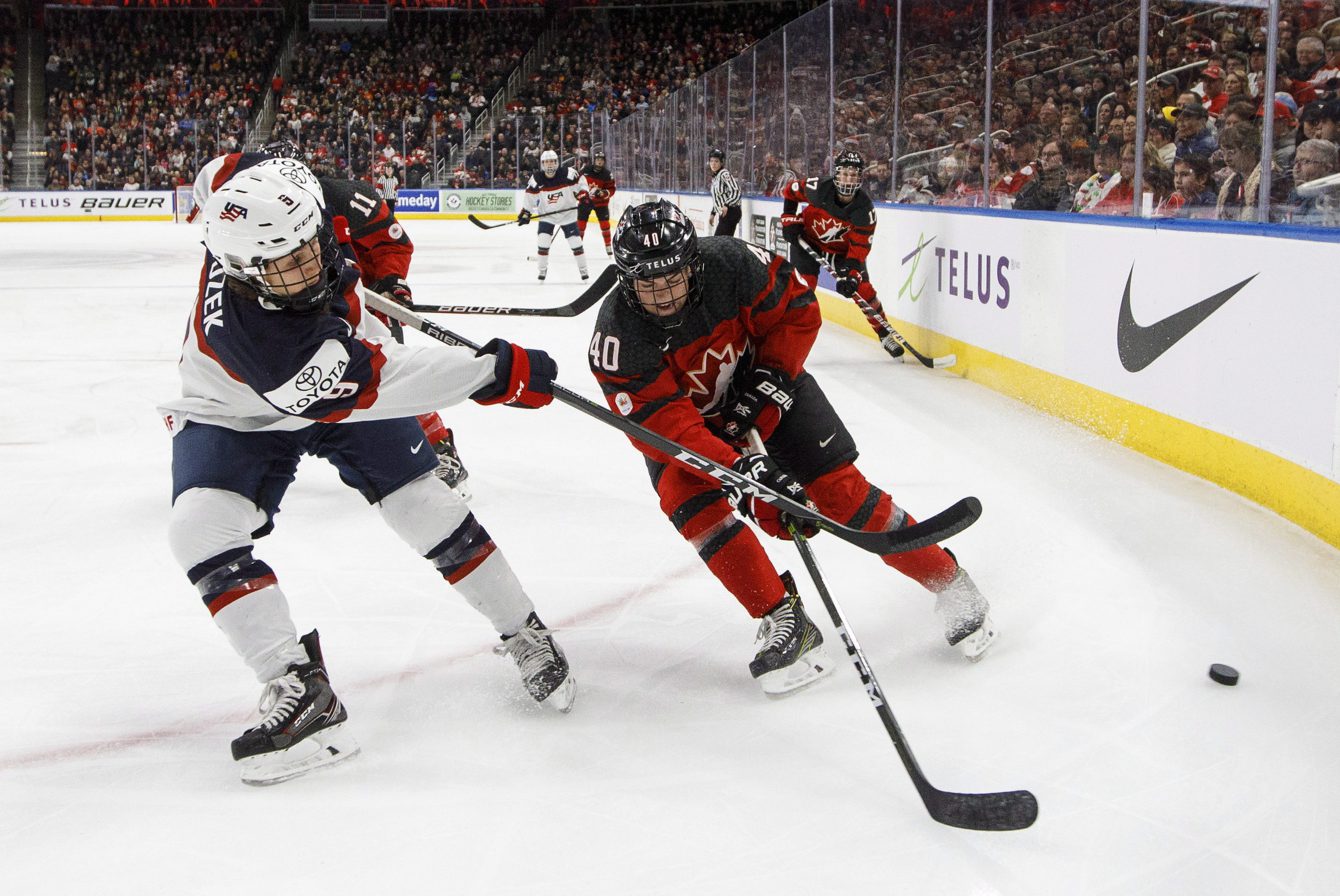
left=160, top=159, right=576, bottom=786
left=517, top=149, right=589, bottom=282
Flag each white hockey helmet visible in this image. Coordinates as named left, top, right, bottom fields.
left=540, top=149, right=559, bottom=177
left=201, top=159, right=341, bottom=312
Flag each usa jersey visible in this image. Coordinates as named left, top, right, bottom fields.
left=781, top=176, right=877, bottom=265
left=577, top=165, right=616, bottom=207
left=189, top=152, right=413, bottom=288
left=158, top=245, right=495, bottom=436
left=525, top=166, right=585, bottom=224
left=589, top=237, right=819, bottom=472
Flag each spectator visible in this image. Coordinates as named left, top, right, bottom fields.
left=1174, top=103, right=1218, bottom=158
left=1166, top=154, right=1219, bottom=219
left=1285, top=137, right=1340, bottom=224
left=1073, top=142, right=1121, bottom=212
left=1198, top=65, right=1230, bottom=118
left=1013, top=140, right=1074, bottom=212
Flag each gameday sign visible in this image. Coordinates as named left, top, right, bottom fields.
left=0, top=191, right=175, bottom=221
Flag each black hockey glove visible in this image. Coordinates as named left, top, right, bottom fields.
left=780, top=213, right=803, bottom=243
left=725, top=453, right=818, bottom=541
left=719, top=367, right=795, bottom=442
left=835, top=267, right=864, bottom=298
left=369, top=275, right=412, bottom=307
left=516, top=209, right=533, bottom=226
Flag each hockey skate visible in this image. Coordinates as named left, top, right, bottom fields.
left=749, top=572, right=833, bottom=696
left=879, top=334, right=906, bottom=359
left=432, top=429, right=470, bottom=501
left=231, top=630, right=359, bottom=786
left=495, top=612, right=576, bottom=712
left=935, top=566, right=996, bottom=662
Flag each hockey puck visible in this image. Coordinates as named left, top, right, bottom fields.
left=1208, top=663, right=1239, bottom=686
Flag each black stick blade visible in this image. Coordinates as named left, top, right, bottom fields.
left=925, top=788, right=1038, bottom=832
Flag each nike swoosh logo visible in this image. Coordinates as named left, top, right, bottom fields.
left=410, top=441, right=425, bottom=454
left=819, top=432, right=837, bottom=447
left=1116, top=266, right=1256, bottom=372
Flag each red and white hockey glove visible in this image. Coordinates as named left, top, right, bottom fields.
left=470, top=339, right=557, bottom=409
left=780, top=213, right=803, bottom=243
left=369, top=276, right=412, bottom=307
left=725, top=453, right=819, bottom=540
left=719, top=366, right=794, bottom=442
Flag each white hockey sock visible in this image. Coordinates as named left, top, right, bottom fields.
left=212, top=585, right=308, bottom=682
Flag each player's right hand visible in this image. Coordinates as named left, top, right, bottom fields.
left=724, top=453, right=818, bottom=540
left=780, top=213, right=803, bottom=242
left=516, top=209, right=532, bottom=226
left=469, top=339, right=557, bottom=409
left=369, top=276, right=412, bottom=307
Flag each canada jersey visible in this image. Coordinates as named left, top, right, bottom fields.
left=781, top=176, right=877, bottom=264
left=189, top=152, right=413, bottom=286
left=577, top=165, right=616, bottom=206
left=525, top=166, right=584, bottom=224
left=158, top=248, right=495, bottom=436
left=589, top=237, right=820, bottom=472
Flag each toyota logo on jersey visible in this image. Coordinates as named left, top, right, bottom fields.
left=219, top=202, right=248, bottom=222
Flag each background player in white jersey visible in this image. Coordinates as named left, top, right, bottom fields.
left=517, top=148, right=589, bottom=282
left=160, top=160, right=576, bottom=786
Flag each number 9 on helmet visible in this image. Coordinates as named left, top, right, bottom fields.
left=201, top=159, right=343, bottom=313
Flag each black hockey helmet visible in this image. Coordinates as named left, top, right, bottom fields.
left=612, top=200, right=704, bottom=328
left=708, top=148, right=725, bottom=167
left=262, top=138, right=303, bottom=161
left=834, top=148, right=865, bottom=198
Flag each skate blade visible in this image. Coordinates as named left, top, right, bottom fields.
left=758, top=646, right=835, bottom=697
left=451, top=480, right=472, bottom=502
left=238, top=724, right=361, bottom=786
left=956, top=616, right=997, bottom=663
left=542, top=674, right=576, bottom=714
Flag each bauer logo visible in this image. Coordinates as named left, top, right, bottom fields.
left=396, top=190, right=440, bottom=212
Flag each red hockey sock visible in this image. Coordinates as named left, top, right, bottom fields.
left=418, top=413, right=449, bottom=445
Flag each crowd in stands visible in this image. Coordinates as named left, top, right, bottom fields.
left=42, top=7, right=283, bottom=189
left=2, top=6, right=17, bottom=189
left=268, top=10, right=543, bottom=184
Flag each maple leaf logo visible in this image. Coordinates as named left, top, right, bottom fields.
left=683, top=341, right=747, bottom=411
left=812, top=214, right=849, bottom=243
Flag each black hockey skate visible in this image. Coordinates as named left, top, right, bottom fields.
left=433, top=429, right=470, bottom=501
left=495, top=612, right=576, bottom=712
left=231, top=630, right=359, bottom=786
left=749, top=572, right=833, bottom=696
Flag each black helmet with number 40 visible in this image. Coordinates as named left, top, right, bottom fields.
left=612, top=200, right=705, bottom=328
left=834, top=149, right=865, bottom=199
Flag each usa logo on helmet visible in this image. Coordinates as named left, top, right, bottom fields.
left=219, top=202, right=248, bottom=222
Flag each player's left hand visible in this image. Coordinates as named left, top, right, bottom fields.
left=369, top=276, right=412, bottom=307
left=516, top=209, right=533, bottom=226
left=725, top=453, right=819, bottom=540
left=470, top=339, right=558, bottom=409
left=719, top=366, right=795, bottom=442
left=835, top=267, right=864, bottom=298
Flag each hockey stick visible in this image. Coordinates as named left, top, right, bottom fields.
left=791, top=240, right=956, bottom=369
left=745, top=430, right=1036, bottom=832
left=409, top=265, right=617, bottom=317
left=468, top=207, right=572, bottom=230
left=360, top=286, right=981, bottom=557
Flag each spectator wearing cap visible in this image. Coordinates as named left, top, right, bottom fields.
left=1154, top=74, right=1179, bottom=110
left=1302, top=99, right=1340, bottom=143
left=1199, top=65, right=1230, bottom=118
left=1260, top=96, right=1299, bottom=167
left=1174, top=103, right=1218, bottom=158
left=1285, top=137, right=1340, bottom=224
left=1167, top=154, right=1218, bottom=219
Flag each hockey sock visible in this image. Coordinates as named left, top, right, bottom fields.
left=568, top=234, right=588, bottom=274
left=194, top=549, right=307, bottom=681
left=418, top=412, right=450, bottom=445
left=690, top=514, right=786, bottom=617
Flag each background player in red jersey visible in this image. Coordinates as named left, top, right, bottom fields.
left=589, top=200, right=996, bottom=696
left=576, top=149, right=617, bottom=256
left=189, top=141, right=472, bottom=499
left=781, top=149, right=905, bottom=358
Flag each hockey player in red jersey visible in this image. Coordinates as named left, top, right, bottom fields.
left=162, top=159, right=575, bottom=785
left=189, top=141, right=472, bottom=499
left=781, top=148, right=905, bottom=358
left=576, top=149, right=617, bottom=256
left=589, top=200, right=996, bottom=696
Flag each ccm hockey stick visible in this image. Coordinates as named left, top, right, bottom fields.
left=745, top=432, right=1037, bottom=831
left=790, top=240, right=957, bottom=369
left=360, top=286, right=981, bottom=557
left=409, top=265, right=617, bottom=317
left=468, top=207, right=572, bottom=230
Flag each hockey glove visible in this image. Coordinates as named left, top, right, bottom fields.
left=369, top=276, right=412, bottom=307
left=516, top=209, right=533, bottom=226
left=780, top=213, right=803, bottom=243
left=470, top=339, right=557, bottom=409
left=719, top=367, right=795, bottom=442
left=835, top=267, right=864, bottom=298
left=725, top=453, right=819, bottom=541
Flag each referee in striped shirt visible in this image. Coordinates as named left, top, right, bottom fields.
left=708, top=148, right=742, bottom=236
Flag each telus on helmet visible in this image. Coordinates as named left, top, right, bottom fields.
left=612, top=200, right=705, bottom=329
left=201, top=159, right=342, bottom=313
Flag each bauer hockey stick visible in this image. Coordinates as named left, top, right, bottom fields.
left=360, top=286, right=981, bottom=557
left=790, top=241, right=957, bottom=369
left=468, top=207, right=574, bottom=230
left=745, top=430, right=1037, bottom=832
left=409, top=265, right=617, bottom=317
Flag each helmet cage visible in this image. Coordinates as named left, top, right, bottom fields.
left=540, top=150, right=559, bottom=177
left=834, top=150, right=865, bottom=198
left=236, top=224, right=343, bottom=313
